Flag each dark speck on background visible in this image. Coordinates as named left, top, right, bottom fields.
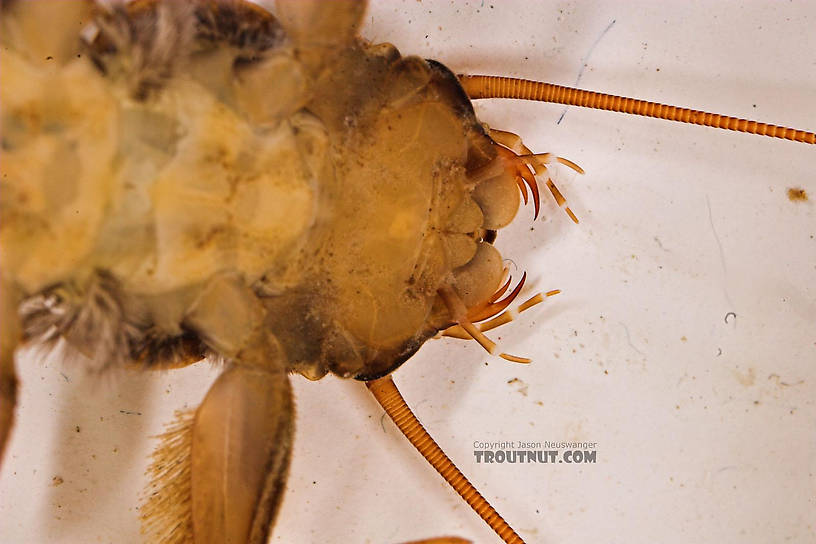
left=787, top=187, right=808, bottom=202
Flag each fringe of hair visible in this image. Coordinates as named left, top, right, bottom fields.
left=86, top=0, right=286, bottom=100
left=139, top=409, right=196, bottom=544
left=20, top=271, right=219, bottom=373
left=89, top=0, right=198, bottom=99
left=20, top=272, right=145, bottom=374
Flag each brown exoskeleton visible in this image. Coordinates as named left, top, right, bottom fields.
left=1, top=1, right=813, bottom=543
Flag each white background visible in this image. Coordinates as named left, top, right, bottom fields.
left=1, top=1, right=814, bottom=543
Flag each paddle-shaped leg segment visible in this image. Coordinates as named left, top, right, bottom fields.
left=191, top=362, right=294, bottom=544
left=141, top=275, right=294, bottom=544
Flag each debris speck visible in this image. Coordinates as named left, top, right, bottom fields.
left=768, top=374, right=804, bottom=387
left=507, top=377, right=529, bottom=396
left=734, top=367, right=756, bottom=387
left=787, top=187, right=808, bottom=202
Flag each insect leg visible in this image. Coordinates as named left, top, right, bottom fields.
left=141, top=276, right=294, bottom=543
left=141, top=346, right=294, bottom=544
left=190, top=361, right=293, bottom=544
left=0, top=275, right=21, bottom=466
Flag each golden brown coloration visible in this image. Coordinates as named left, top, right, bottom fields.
left=1, top=1, right=816, bottom=544
left=787, top=187, right=808, bottom=202
left=0, top=1, right=555, bottom=542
